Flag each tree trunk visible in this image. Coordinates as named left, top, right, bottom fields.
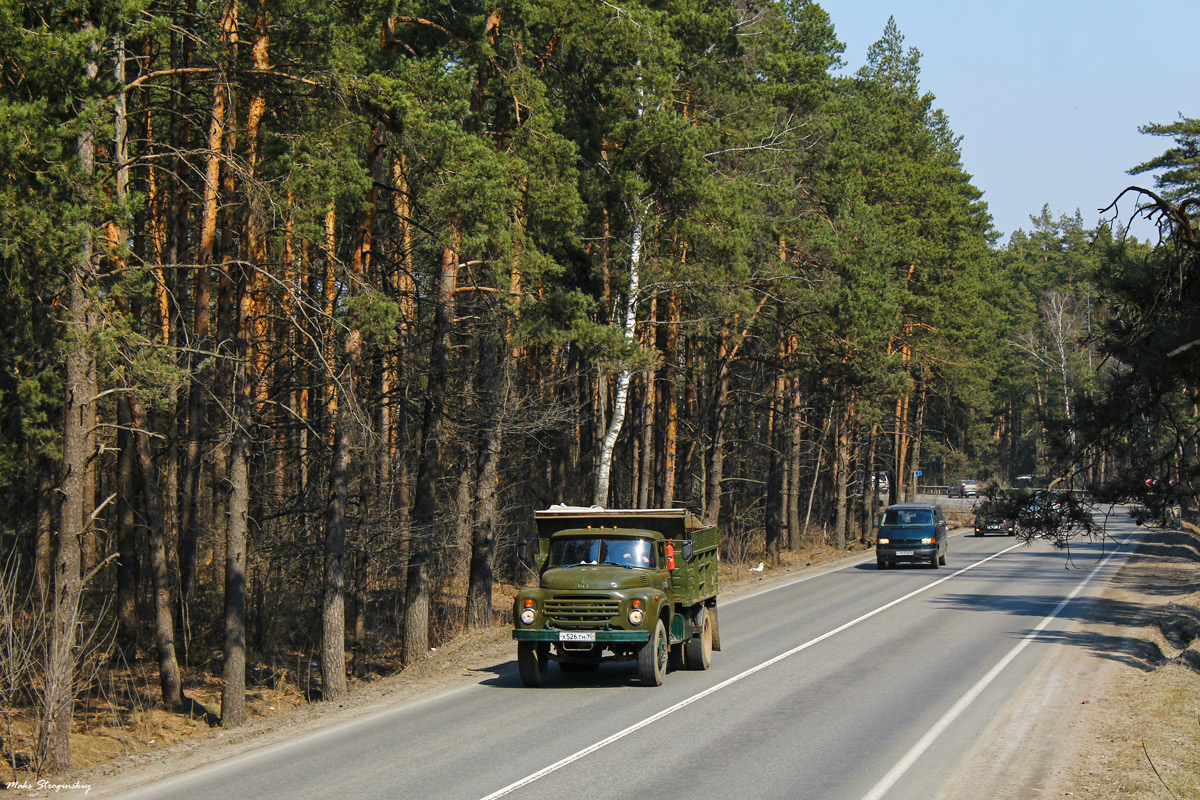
left=43, top=269, right=90, bottom=774
left=34, top=463, right=54, bottom=603
left=351, top=549, right=368, bottom=677
left=703, top=324, right=732, bottom=528
left=861, top=424, right=879, bottom=542
left=219, top=0, right=271, bottom=726
left=594, top=199, right=646, bottom=506
left=787, top=376, right=803, bottom=550
left=115, top=400, right=139, bottom=664
left=765, top=367, right=786, bottom=563
left=405, top=237, right=459, bottom=664
left=322, top=118, right=381, bottom=699
left=42, top=37, right=100, bottom=769
left=638, top=373, right=654, bottom=508
left=832, top=397, right=852, bottom=551
left=221, top=404, right=249, bottom=725
left=321, top=392, right=351, bottom=701
left=127, top=397, right=184, bottom=708
left=910, top=380, right=927, bottom=500
left=657, top=290, right=680, bottom=508
left=180, top=0, right=235, bottom=659
left=466, top=335, right=503, bottom=630
left=221, top=216, right=260, bottom=728
left=804, top=414, right=832, bottom=538
left=894, top=392, right=910, bottom=501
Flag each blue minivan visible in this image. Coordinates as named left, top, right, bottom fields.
left=875, top=502, right=949, bottom=569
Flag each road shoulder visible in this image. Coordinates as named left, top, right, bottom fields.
left=937, top=524, right=1200, bottom=800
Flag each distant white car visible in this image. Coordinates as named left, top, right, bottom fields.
left=948, top=479, right=979, bottom=498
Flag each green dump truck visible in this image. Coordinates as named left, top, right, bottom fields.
left=512, top=505, right=720, bottom=687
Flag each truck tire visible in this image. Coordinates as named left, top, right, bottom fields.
left=685, top=607, right=713, bottom=670
left=518, top=641, right=549, bottom=687
left=637, top=619, right=668, bottom=686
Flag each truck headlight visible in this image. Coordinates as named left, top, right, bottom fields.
left=519, top=605, right=537, bottom=625
left=628, top=598, right=645, bottom=625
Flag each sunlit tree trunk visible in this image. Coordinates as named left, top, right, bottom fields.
left=657, top=290, right=680, bottom=508
left=765, top=364, right=787, bottom=563
left=832, top=397, right=851, bottom=551
left=221, top=1, right=271, bottom=726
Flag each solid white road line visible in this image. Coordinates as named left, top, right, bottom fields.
left=856, top=530, right=1141, bottom=800
left=478, top=541, right=1028, bottom=800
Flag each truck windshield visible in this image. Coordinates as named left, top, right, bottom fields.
left=549, top=537, right=656, bottom=568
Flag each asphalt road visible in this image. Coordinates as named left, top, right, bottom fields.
left=117, top=514, right=1143, bottom=800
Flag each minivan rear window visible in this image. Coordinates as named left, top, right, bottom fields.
left=883, top=508, right=933, bottom=526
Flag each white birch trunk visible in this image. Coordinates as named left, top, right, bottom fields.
left=593, top=200, right=646, bottom=506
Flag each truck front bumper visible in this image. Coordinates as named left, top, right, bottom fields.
left=512, top=629, right=650, bottom=643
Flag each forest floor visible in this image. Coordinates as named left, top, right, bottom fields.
left=5, top=517, right=1198, bottom=799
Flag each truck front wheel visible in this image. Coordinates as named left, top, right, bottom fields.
left=518, top=641, right=550, bottom=687
left=637, top=620, right=668, bottom=686
left=685, top=607, right=713, bottom=670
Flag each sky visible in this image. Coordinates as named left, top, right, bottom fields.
left=827, top=1, right=1200, bottom=244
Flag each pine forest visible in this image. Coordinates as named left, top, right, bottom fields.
left=2, top=0, right=1197, bottom=775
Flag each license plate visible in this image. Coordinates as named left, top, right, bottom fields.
left=896, top=550, right=914, bottom=556
left=559, top=632, right=595, bottom=642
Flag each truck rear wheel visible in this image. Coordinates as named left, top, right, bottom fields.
left=685, top=607, right=713, bottom=670
left=518, top=641, right=549, bottom=687
left=637, top=619, right=668, bottom=686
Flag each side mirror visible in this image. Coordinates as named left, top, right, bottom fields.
left=680, top=540, right=694, bottom=561
left=517, top=539, right=528, bottom=561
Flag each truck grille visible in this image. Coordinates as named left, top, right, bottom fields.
left=544, top=594, right=620, bottom=626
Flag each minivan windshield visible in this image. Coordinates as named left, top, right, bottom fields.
left=548, top=537, right=657, bottom=568
left=882, top=508, right=933, bottom=526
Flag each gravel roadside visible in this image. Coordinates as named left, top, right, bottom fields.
left=938, top=523, right=1200, bottom=800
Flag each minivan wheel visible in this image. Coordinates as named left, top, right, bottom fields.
left=876, top=557, right=887, bottom=569
left=929, top=551, right=939, bottom=569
